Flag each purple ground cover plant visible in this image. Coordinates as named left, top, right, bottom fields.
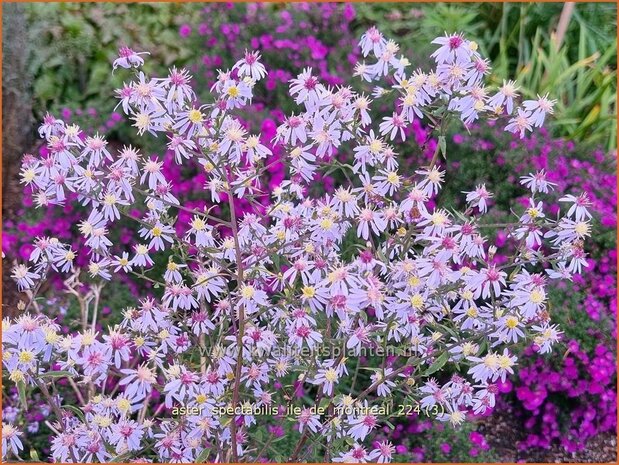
left=3, top=26, right=592, bottom=463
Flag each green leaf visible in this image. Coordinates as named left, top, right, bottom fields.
left=438, top=136, right=447, bottom=159
left=34, top=74, right=58, bottom=101
left=41, top=370, right=73, bottom=379
left=30, top=449, right=40, bottom=462
left=109, top=452, right=132, bottom=463
left=424, top=351, right=450, bottom=377
left=194, top=448, right=210, bottom=463
left=63, top=404, right=86, bottom=423
left=17, top=380, right=27, bottom=409
left=319, top=397, right=331, bottom=410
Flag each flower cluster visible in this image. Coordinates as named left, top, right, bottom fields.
left=5, top=28, right=586, bottom=463
left=443, top=124, right=616, bottom=453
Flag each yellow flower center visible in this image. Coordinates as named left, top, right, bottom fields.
left=246, top=135, right=259, bottom=148
left=466, top=307, right=478, bottom=318
left=117, top=399, right=131, bottom=413
left=241, top=285, right=255, bottom=299
left=498, top=355, right=514, bottom=369
left=18, top=350, right=35, bottom=364
left=574, top=222, right=590, bottom=237
left=319, top=218, right=334, bottom=231
left=386, top=172, right=399, bottom=185
left=410, top=294, right=424, bottom=309
left=369, top=140, right=383, bottom=154
left=324, top=368, right=338, bottom=383
left=529, top=289, right=545, bottom=304
left=9, top=370, right=25, bottom=383
left=188, top=109, right=204, bottom=124
left=302, top=286, right=316, bottom=299
left=408, top=275, right=420, bottom=287
left=227, top=86, right=240, bottom=98
left=431, top=212, right=447, bottom=226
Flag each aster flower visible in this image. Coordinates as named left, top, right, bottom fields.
left=238, top=284, right=269, bottom=314
left=354, top=61, right=374, bottom=82
left=219, top=118, right=247, bottom=163
left=417, top=167, right=445, bottom=197
left=297, top=407, right=322, bottom=434
left=131, top=243, right=154, bottom=268
left=167, top=135, right=197, bottom=164
left=431, top=32, right=473, bottom=64
left=551, top=218, right=592, bottom=244
left=368, top=440, right=395, bottom=463
left=119, top=364, right=156, bottom=399
left=244, top=134, right=271, bottom=164
left=463, top=184, right=493, bottom=213
left=38, top=112, right=64, bottom=139
left=113, top=46, right=149, bottom=70
left=505, top=108, right=533, bottom=138
left=11, top=264, right=39, bottom=291
left=520, top=169, right=557, bottom=194
left=352, top=94, right=373, bottom=126
left=378, top=112, right=407, bottom=141
left=109, top=420, right=144, bottom=453
left=289, top=145, right=317, bottom=183
left=276, top=114, right=308, bottom=145
left=492, top=314, right=525, bottom=343
left=559, top=192, right=593, bottom=221
left=467, top=265, right=507, bottom=299
left=131, top=107, right=170, bottom=137
left=359, top=26, right=387, bottom=57
left=139, top=222, right=175, bottom=251
left=82, top=133, right=112, bottom=167
left=174, top=106, right=210, bottom=139
left=289, top=68, right=325, bottom=109
left=312, top=363, right=340, bottom=396
left=233, top=50, right=267, bottom=81
left=348, top=407, right=378, bottom=440
left=165, top=67, right=196, bottom=112
left=163, top=366, right=199, bottom=408
left=288, top=323, right=323, bottom=350
left=487, top=80, right=519, bottom=114
left=222, top=79, right=254, bottom=109
left=522, top=93, right=556, bottom=127
left=531, top=323, right=562, bottom=353
left=309, top=116, right=341, bottom=158
left=356, top=208, right=388, bottom=240
left=333, top=444, right=370, bottom=463
left=371, top=368, right=397, bottom=397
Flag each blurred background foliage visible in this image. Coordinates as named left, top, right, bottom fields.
left=24, top=2, right=617, bottom=151
left=24, top=2, right=201, bottom=144
left=354, top=2, right=617, bottom=150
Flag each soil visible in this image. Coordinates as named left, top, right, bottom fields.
left=480, top=408, right=617, bottom=463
